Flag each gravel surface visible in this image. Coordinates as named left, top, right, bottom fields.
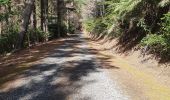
left=69, top=69, right=129, bottom=100
left=0, top=34, right=130, bottom=100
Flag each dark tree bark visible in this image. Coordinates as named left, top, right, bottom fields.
left=57, top=0, right=65, bottom=37
left=41, top=0, right=48, bottom=32
left=44, top=0, right=49, bottom=33
left=40, top=0, right=45, bottom=31
left=17, top=0, right=35, bottom=49
left=33, top=0, right=37, bottom=31
left=33, top=0, right=38, bottom=43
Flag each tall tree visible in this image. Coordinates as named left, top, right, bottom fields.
left=17, top=0, right=35, bottom=49
left=40, top=0, right=48, bottom=32
left=32, top=0, right=37, bottom=43
left=57, top=0, right=64, bottom=37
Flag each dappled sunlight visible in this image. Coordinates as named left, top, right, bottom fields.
left=0, top=34, right=119, bottom=100
left=0, top=0, right=170, bottom=99
left=87, top=35, right=170, bottom=100
left=0, top=39, right=65, bottom=88
left=0, top=60, right=99, bottom=100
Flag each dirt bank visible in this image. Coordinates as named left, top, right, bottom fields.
left=85, top=32, right=170, bottom=92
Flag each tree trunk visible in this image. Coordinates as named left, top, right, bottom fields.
left=40, top=0, right=45, bottom=31
left=57, top=0, right=64, bottom=37
left=44, top=0, right=49, bottom=33
left=41, top=0, right=48, bottom=32
left=17, top=0, right=35, bottom=49
left=33, top=0, right=38, bottom=43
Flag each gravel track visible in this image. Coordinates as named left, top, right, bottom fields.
left=0, top=34, right=130, bottom=100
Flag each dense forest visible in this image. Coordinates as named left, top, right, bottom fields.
left=0, top=0, right=170, bottom=60
left=1, top=0, right=170, bottom=99
left=83, top=0, right=170, bottom=61
left=0, top=0, right=83, bottom=54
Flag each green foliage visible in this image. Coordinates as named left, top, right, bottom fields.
left=48, top=24, right=58, bottom=38
left=74, top=0, right=86, bottom=13
left=161, top=12, right=170, bottom=35
left=83, top=0, right=170, bottom=58
left=141, top=34, right=166, bottom=48
left=84, top=18, right=107, bottom=35
left=141, top=12, right=170, bottom=56
left=36, top=29, right=49, bottom=42
left=0, top=25, right=51, bottom=54
left=48, top=23, right=67, bottom=38
left=83, top=19, right=96, bottom=33
left=28, top=28, right=49, bottom=43
left=0, top=0, right=10, bottom=5
left=141, top=34, right=170, bottom=56
left=68, top=23, right=76, bottom=34
left=0, top=24, right=19, bottom=53
left=137, top=18, right=151, bottom=33
left=0, top=0, right=75, bottom=54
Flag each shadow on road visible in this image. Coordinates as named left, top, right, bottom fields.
left=0, top=34, right=119, bottom=100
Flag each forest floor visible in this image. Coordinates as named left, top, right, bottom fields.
left=0, top=33, right=170, bottom=100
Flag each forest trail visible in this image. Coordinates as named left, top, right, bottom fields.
left=0, top=34, right=170, bottom=100
left=0, top=34, right=130, bottom=100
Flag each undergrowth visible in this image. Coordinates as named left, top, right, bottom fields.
left=83, top=0, right=170, bottom=60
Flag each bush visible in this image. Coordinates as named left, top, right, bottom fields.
left=141, top=12, right=170, bottom=57
left=48, top=24, right=58, bottom=38
left=25, top=28, right=49, bottom=46
left=141, top=34, right=170, bottom=56
left=48, top=23, right=67, bottom=38
left=161, top=12, right=170, bottom=35
left=83, top=19, right=96, bottom=33
left=84, top=18, right=107, bottom=36
left=35, top=28, right=49, bottom=42
left=68, top=22, right=76, bottom=34
left=0, top=24, right=19, bottom=53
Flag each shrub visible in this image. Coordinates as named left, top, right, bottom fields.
left=28, top=28, right=48, bottom=42
left=68, top=22, right=76, bottom=34
left=161, top=12, right=170, bottom=36
left=141, top=34, right=170, bottom=56
left=84, top=18, right=107, bottom=36
left=35, top=28, right=49, bottom=42
left=83, top=19, right=96, bottom=33
left=48, top=23, right=67, bottom=38
left=0, top=24, right=19, bottom=53
left=141, top=12, right=170, bottom=57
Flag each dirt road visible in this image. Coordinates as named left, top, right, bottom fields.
left=0, top=34, right=130, bottom=100
left=0, top=34, right=170, bottom=100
